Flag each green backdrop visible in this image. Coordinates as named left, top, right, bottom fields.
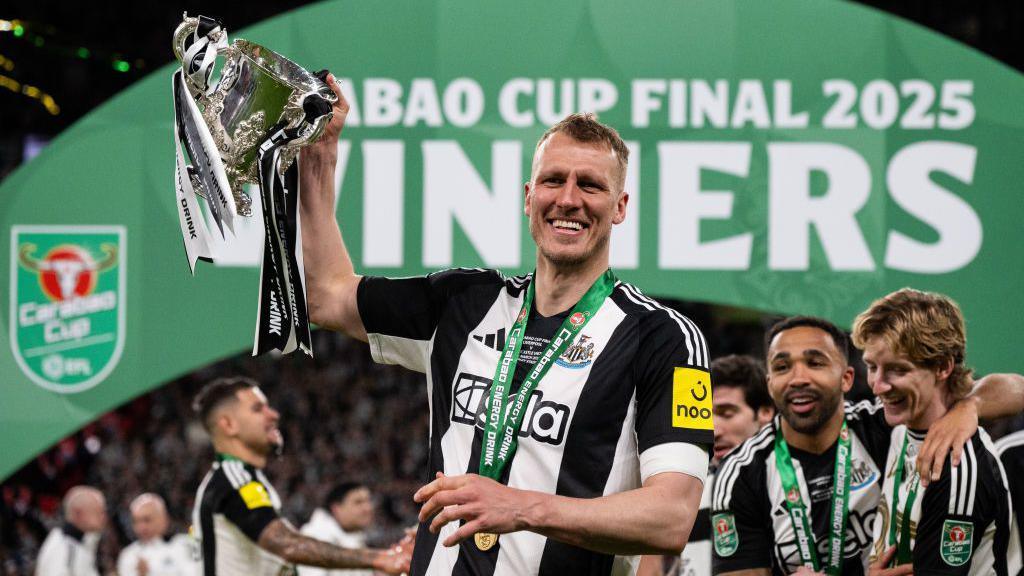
left=2, top=0, right=1023, bottom=480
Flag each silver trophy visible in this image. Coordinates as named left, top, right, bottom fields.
left=172, top=14, right=335, bottom=216
left=172, top=14, right=334, bottom=356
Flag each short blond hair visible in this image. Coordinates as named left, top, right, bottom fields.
left=851, top=288, right=973, bottom=400
left=533, top=113, right=629, bottom=191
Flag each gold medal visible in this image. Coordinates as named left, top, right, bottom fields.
left=474, top=532, right=498, bottom=551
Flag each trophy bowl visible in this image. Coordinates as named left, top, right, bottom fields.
left=173, top=16, right=336, bottom=216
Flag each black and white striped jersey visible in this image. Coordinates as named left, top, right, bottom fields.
left=357, top=269, right=713, bottom=576
left=711, top=400, right=891, bottom=575
left=871, top=426, right=1022, bottom=576
left=996, top=428, right=1024, bottom=574
left=192, top=457, right=291, bottom=576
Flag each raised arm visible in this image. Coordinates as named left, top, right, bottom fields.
left=918, top=372, right=1024, bottom=485
left=258, top=518, right=409, bottom=573
left=298, top=74, right=365, bottom=340
left=415, top=471, right=703, bottom=555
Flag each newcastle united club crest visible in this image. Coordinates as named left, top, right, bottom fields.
left=555, top=334, right=595, bottom=369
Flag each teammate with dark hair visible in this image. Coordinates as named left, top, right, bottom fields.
left=299, top=481, right=377, bottom=576
left=712, top=315, right=1022, bottom=576
left=191, top=377, right=410, bottom=575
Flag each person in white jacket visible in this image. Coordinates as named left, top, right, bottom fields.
left=117, top=493, right=201, bottom=576
left=35, top=486, right=107, bottom=576
left=298, top=482, right=375, bottom=576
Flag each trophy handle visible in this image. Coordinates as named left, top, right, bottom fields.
left=172, top=16, right=199, bottom=63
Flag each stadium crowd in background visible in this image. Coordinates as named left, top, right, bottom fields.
left=0, top=302, right=757, bottom=575
left=2, top=294, right=1021, bottom=575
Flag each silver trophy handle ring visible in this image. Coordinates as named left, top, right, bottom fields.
left=171, top=16, right=198, bottom=63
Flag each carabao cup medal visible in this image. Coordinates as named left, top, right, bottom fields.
left=474, top=532, right=498, bottom=551
left=170, top=13, right=335, bottom=357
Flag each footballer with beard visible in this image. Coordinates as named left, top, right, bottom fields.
left=191, top=377, right=410, bottom=575
left=711, top=316, right=1021, bottom=576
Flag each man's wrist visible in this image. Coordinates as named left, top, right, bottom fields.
left=518, top=489, right=552, bottom=533
left=958, top=393, right=982, bottom=413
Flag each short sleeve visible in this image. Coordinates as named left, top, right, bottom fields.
left=711, top=465, right=773, bottom=573
left=220, top=479, right=282, bottom=543
left=358, top=269, right=502, bottom=372
left=634, top=311, right=713, bottom=455
left=913, top=444, right=993, bottom=576
left=845, top=399, right=893, bottom=468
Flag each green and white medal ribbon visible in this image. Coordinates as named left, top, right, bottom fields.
left=473, top=269, right=616, bottom=550
left=887, top=431, right=920, bottom=567
left=773, top=420, right=852, bottom=576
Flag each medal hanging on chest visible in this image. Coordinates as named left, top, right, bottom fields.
left=473, top=269, right=616, bottom=550
left=773, top=420, right=852, bottom=576
left=887, top=432, right=921, bottom=567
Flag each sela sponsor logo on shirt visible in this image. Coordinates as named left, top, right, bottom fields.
left=555, top=334, right=595, bottom=369
left=672, top=367, right=714, bottom=430
left=451, top=372, right=570, bottom=445
left=774, top=508, right=876, bottom=568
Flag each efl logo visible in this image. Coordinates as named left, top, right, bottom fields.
left=672, top=367, right=713, bottom=430
left=10, top=226, right=126, bottom=393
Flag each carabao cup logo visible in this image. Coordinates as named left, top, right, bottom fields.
left=10, top=226, right=126, bottom=393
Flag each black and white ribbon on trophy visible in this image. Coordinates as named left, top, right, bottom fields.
left=253, top=102, right=329, bottom=356
left=172, top=16, right=331, bottom=356
left=172, top=15, right=235, bottom=270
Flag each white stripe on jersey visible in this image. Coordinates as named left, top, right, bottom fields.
left=221, top=461, right=243, bottom=489
left=845, top=399, right=883, bottom=420
left=996, top=429, right=1024, bottom=454
left=256, top=469, right=284, bottom=510
left=224, top=461, right=252, bottom=488
left=507, top=273, right=530, bottom=288
left=428, top=267, right=489, bottom=279
left=965, top=440, right=978, bottom=515
left=713, top=424, right=774, bottom=510
left=950, top=459, right=960, bottom=515
left=191, top=469, right=215, bottom=541
left=602, top=388, right=641, bottom=576
left=618, top=283, right=708, bottom=367
left=620, top=283, right=708, bottom=367
left=949, top=440, right=977, bottom=516
left=368, top=332, right=432, bottom=373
